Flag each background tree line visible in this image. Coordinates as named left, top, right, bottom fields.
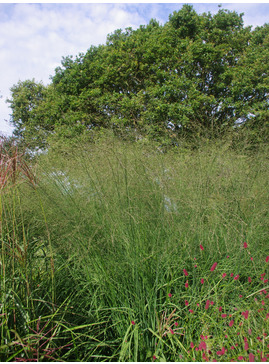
left=7, top=5, right=269, bottom=150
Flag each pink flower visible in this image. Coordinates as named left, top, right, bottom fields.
left=189, top=309, right=194, bottom=314
left=175, top=322, right=179, bottom=326
left=244, top=341, right=249, bottom=350
left=190, top=342, right=194, bottom=348
left=243, top=242, right=248, bottom=248
left=201, top=278, right=205, bottom=284
left=248, top=277, right=252, bottom=283
left=229, top=320, right=234, bottom=327
left=266, top=256, right=269, bottom=263
left=199, top=341, right=207, bottom=351
left=262, top=300, right=265, bottom=305
left=234, top=275, right=240, bottom=280
left=251, top=257, right=253, bottom=261
left=221, top=314, right=227, bottom=318
left=231, top=273, right=234, bottom=277
left=183, top=269, right=188, bottom=276
left=242, top=310, right=249, bottom=319
left=222, top=273, right=227, bottom=278
left=202, top=352, right=209, bottom=361
left=200, top=244, right=204, bottom=250
left=131, top=321, right=135, bottom=325
left=169, top=328, right=175, bottom=335
left=210, top=262, right=218, bottom=272
left=205, top=300, right=210, bottom=310
left=219, top=306, right=222, bottom=312
left=217, top=347, right=226, bottom=356
left=185, top=300, right=189, bottom=306
left=185, top=281, right=189, bottom=288
left=168, top=293, right=172, bottom=298
left=231, top=346, right=235, bottom=350
left=249, top=353, right=255, bottom=362
left=238, top=356, right=244, bottom=361
left=153, top=355, right=157, bottom=361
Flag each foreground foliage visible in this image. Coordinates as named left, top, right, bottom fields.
left=0, top=136, right=268, bottom=361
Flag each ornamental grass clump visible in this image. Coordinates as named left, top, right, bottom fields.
left=0, top=138, right=268, bottom=361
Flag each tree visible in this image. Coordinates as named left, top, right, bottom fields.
left=7, top=80, right=48, bottom=149
left=7, top=6, right=269, bottom=149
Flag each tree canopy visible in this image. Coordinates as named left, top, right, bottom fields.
left=7, top=5, right=269, bottom=149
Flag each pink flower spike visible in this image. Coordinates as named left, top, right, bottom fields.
left=190, top=342, right=194, bottom=349
left=251, top=257, right=253, bottom=261
left=243, top=242, right=248, bottom=248
left=205, top=300, right=210, bottom=310
left=229, top=320, right=234, bottom=327
left=153, top=355, right=157, bottom=361
left=217, top=347, right=226, bottom=356
left=131, top=321, right=135, bottom=325
left=185, top=300, right=189, bottom=306
left=244, top=341, right=249, bottom=350
left=168, top=293, right=172, bottom=298
left=201, top=278, right=205, bottom=284
left=200, top=244, right=204, bottom=250
left=221, top=314, right=227, bottom=318
left=222, top=273, right=227, bottom=278
left=169, top=328, right=174, bottom=335
left=238, top=356, right=244, bottom=361
left=175, top=322, right=179, bottom=327
left=183, top=269, right=189, bottom=276
left=199, top=341, right=207, bottom=351
left=189, top=309, right=194, bottom=314
left=248, top=277, right=252, bottom=283
left=219, top=306, right=222, bottom=312
left=185, top=280, right=189, bottom=288
left=266, top=256, right=269, bottom=263
left=249, top=353, right=255, bottom=362
left=230, top=273, right=234, bottom=277
left=234, top=274, right=240, bottom=280
left=242, top=310, right=249, bottom=319
left=210, top=262, right=218, bottom=272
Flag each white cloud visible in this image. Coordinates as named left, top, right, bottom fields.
left=0, top=3, right=268, bottom=136
left=0, top=3, right=148, bottom=135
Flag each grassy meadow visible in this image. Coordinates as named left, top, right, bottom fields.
left=0, top=135, right=269, bottom=361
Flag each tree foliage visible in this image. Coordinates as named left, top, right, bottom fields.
left=7, top=5, right=269, bottom=149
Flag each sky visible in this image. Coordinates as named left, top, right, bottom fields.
left=1, top=2, right=269, bottom=136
